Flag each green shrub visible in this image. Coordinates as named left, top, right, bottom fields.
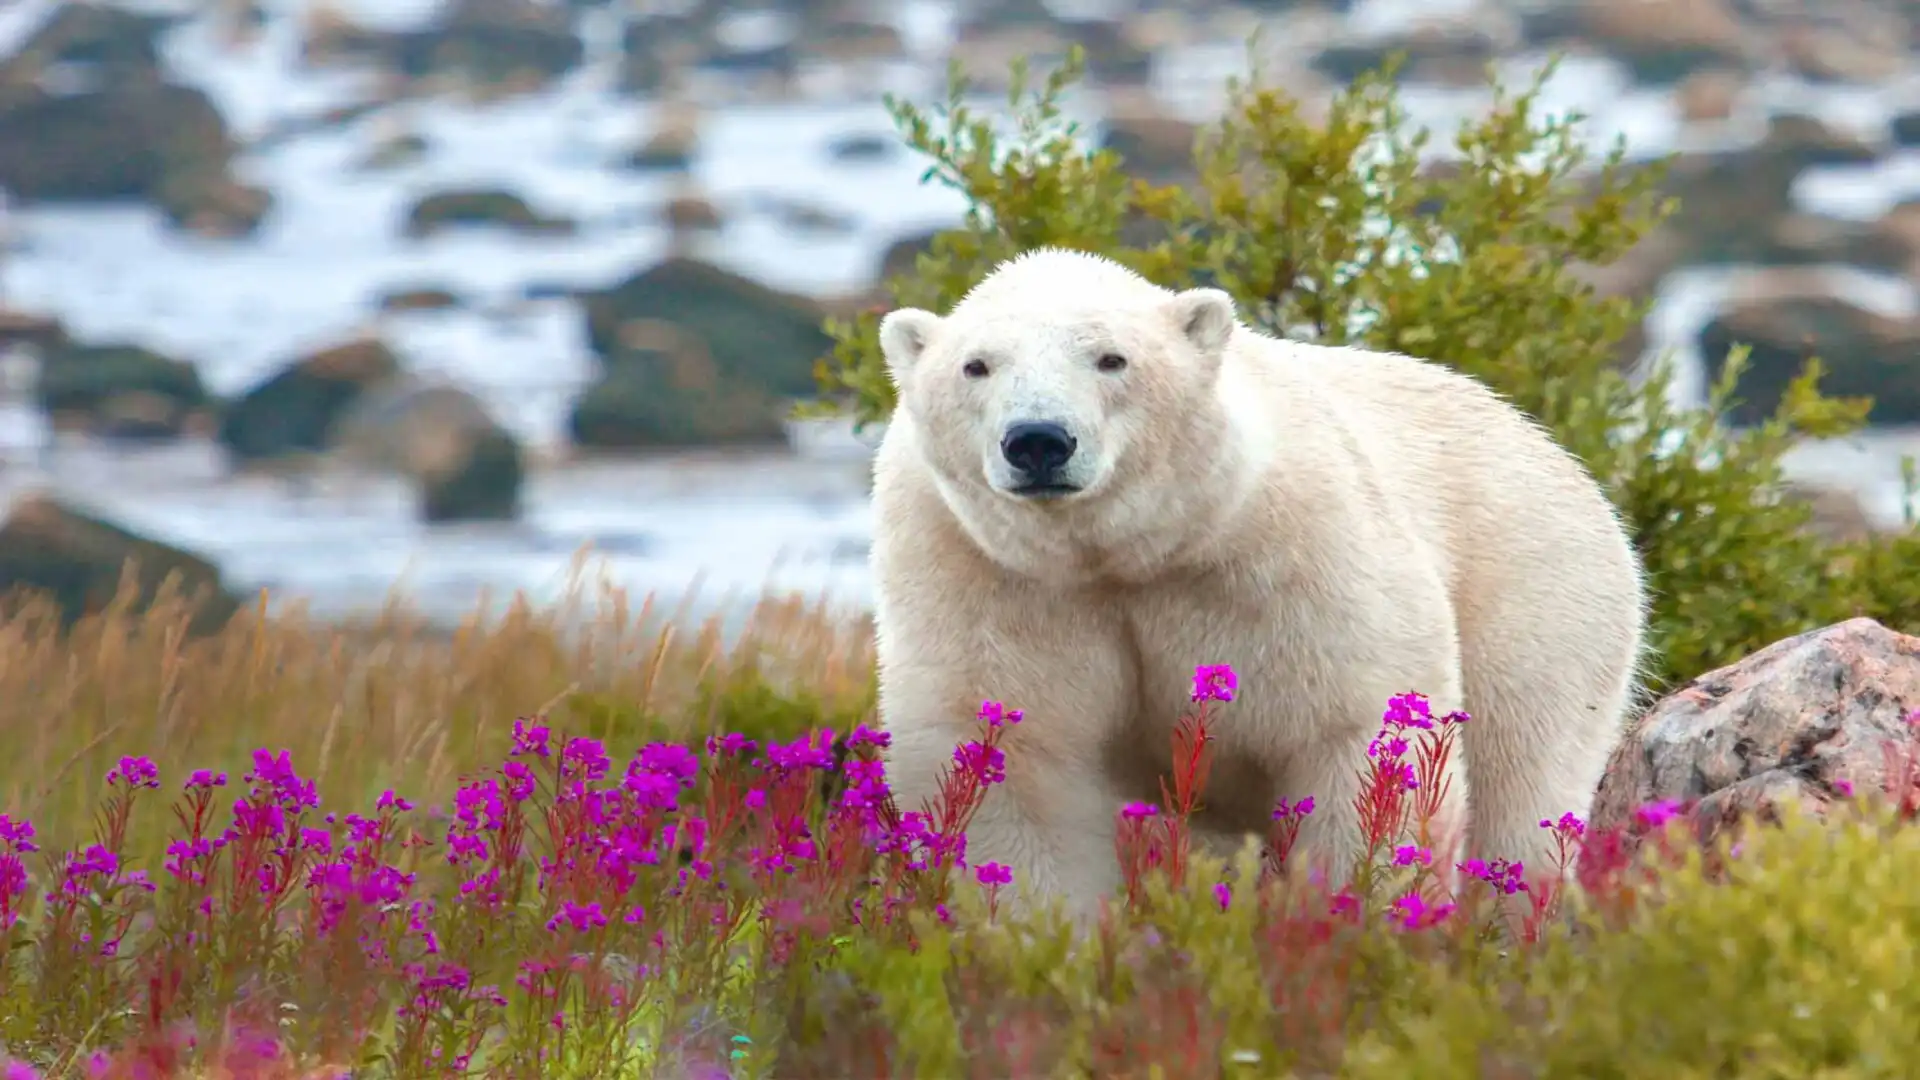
left=809, top=51, right=1920, bottom=689
left=798, top=805, right=1920, bottom=1079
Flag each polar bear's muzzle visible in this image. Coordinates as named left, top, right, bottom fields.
left=999, top=420, right=1082, bottom=499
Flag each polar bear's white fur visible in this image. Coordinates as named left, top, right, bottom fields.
left=868, top=247, right=1647, bottom=917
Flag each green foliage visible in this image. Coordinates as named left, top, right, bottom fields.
left=799, top=808, right=1920, bottom=1079
left=810, top=49, right=1920, bottom=689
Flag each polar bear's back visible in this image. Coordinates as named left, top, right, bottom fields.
left=1241, top=333, right=1646, bottom=676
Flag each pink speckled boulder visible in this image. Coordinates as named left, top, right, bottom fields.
left=1591, top=618, right=1920, bottom=836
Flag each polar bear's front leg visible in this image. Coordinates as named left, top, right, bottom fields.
left=883, top=714, right=1121, bottom=914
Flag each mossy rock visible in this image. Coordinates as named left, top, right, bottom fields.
left=1698, top=295, right=1920, bottom=426
left=582, top=257, right=831, bottom=401
left=0, top=492, right=240, bottom=634
left=0, top=83, right=234, bottom=198
left=393, top=0, right=583, bottom=84
left=307, top=0, right=582, bottom=86
left=568, top=364, right=786, bottom=450
left=402, top=187, right=574, bottom=239
left=331, top=379, right=525, bottom=522
left=1310, top=27, right=1500, bottom=86
left=1629, top=115, right=1881, bottom=267
left=37, top=342, right=210, bottom=440
left=218, top=336, right=403, bottom=464
left=0, top=2, right=170, bottom=79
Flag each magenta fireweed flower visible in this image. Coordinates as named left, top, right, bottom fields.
left=184, top=769, right=228, bottom=790
left=1635, top=798, right=1685, bottom=829
left=975, top=861, right=1012, bottom=887
left=1191, top=664, right=1238, bottom=704
left=1833, top=777, right=1857, bottom=798
left=0, top=854, right=27, bottom=929
left=838, top=756, right=894, bottom=832
left=376, top=790, right=414, bottom=812
left=499, top=760, right=536, bottom=802
left=977, top=700, right=1024, bottom=728
left=1390, top=891, right=1455, bottom=930
left=1393, top=844, right=1433, bottom=868
left=511, top=717, right=552, bottom=758
left=638, top=741, right=700, bottom=781
left=1381, top=691, right=1434, bottom=730
left=546, top=900, right=610, bottom=933
left=952, top=741, right=1007, bottom=787
left=765, top=730, right=837, bottom=771
left=3, top=1060, right=41, bottom=1080
left=1271, top=796, right=1315, bottom=820
left=453, top=779, right=508, bottom=833
left=162, top=837, right=219, bottom=886
left=244, top=748, right=319, bottom=811
left=58, top=844, right=120, bottom=899
left=1539, top=811, right=1586, bottom=836
left=847, top=722, right=893, bottom=749
left=1121, top=802, right=1159, bottom=820
left=706, top=731, right=759, bottom=759
left=0, top=814, right=35, bottom=854
left=1214, top=881, right=1232, bottom=911
left=1457, top=858, right=1529, bottom=896
left=105, top=755, right=160, bottom=790
left=559, top=736, right=613, bottom=787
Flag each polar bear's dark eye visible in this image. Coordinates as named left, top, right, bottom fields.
left=1096, top=353, right=1128, bottom=373
left=962, top=358, right=990, bottom=379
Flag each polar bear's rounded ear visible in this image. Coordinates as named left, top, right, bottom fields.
left=1167, top=288, right=1237, bottom=354
left=877, top=308, right=943, bottom=389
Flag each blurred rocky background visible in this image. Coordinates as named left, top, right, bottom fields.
left=0, top=0, right=1917, bottom=626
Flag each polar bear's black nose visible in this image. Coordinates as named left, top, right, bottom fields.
left=1001, top=421, right=1077, bottom=477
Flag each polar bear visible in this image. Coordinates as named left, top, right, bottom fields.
left=868, top=247, right=1646, bottom=918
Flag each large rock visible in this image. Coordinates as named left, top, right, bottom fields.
left=1649, top=115, right=1882, bottom=268
left=569, top=317, right=792, bottom=449
left=36, top=341, right=213, bottom=442
left=1592, top=619, right=1920, bottom=840
left=875, top=230, right=942, bottom=288
left=218, top=336, right=402, bottom=464
left=1311, top=20, right=1504, bottom=86
left=330, top=379, right=525, bottom=522
left=1098, top=92, right=1198, bottom=182
left=302, top=0, right=583, bottom=88
left=582, top=257, right=830, bottom=401
left=402, top=187, right=574, bottom=240
left=625, top=102, right=700, bottom=173
left=1697, top=291, right=1920, bottom=426
left=1522, top=0, right=1752, bottom=84
left=0, top=2, right=170, bottom=83
left=0, top=492, right=240, bottom=634
left=0, top=310, right=68, bottom=352
left=619, top=13, right=709, bottom=94
left=0, top=83, right=270, bottom=237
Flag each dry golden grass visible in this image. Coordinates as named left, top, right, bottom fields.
left=0, top=562, right=876, bottom=862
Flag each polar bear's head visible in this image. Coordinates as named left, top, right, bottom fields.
left=878, top=248, right=1243, bottom=577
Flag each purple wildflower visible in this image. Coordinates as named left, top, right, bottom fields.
left=1392, top=844, right=1432, bottom=868
left=1272, top=796, right=1315, bottom=820
left=1634, top=798, right=1685, bottom=830
left=1390, top=891, right=1455, bottom=930
left=105, top=756, right=160, bottom=790
left=977, top=700, right=1024, bottom=728
left=952, top=741, right=1007, bottom=787
left=1190, top=664, right=1238, bottom=704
